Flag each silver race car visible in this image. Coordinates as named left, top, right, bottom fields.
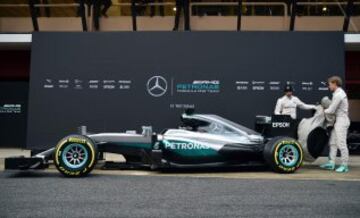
left=5, top=109, right=329, bottom=177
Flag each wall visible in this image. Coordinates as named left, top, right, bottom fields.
left=26, top=32, right=344, bottom=149
left=0, top=40, right=358, bottom=149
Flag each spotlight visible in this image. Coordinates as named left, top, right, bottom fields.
left=173, top=7, right=177, bottom=12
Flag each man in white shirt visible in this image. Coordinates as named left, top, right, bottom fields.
left=274, top=85, right=316, bottom=119
left=320, top=76, right=350, bottom=173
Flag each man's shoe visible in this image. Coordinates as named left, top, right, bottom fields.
left=335, top=165, right=349, bottom=173
left=320, top=161, right=335, bottom=170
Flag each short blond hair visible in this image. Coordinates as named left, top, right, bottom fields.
left=328, top=76, right=343, bottom=87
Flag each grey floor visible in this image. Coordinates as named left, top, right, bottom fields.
left=0, top=172, right=359, bottom=218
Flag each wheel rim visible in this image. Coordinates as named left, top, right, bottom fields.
left=62, top=143, right=89, bottom=169
left=278, top=144, right=299, bottom=167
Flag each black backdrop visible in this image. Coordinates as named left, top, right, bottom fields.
left=27, top=32, right=344, bottom=149
left=0, top=82, right=28, bottom=148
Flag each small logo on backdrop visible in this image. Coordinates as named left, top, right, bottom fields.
left=44, top=78, right=54, bottom=88
left=0, top=104, right=21, bottom=114
left=147, top=76, right=168, bottom=97
left=301, top=81, right=314, bottom=91
left=318, top=81, right=329, bottom=91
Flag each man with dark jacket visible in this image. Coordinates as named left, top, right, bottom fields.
left=93, top=0, right=112, bottom=30
left=101, top=0, right=112, bottom=17
left=173, top=0, right=190, bottom=31
left=149, top=0, right=164, bottom=17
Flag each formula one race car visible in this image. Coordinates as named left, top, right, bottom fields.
left=5, top=110, right=329, bottom=177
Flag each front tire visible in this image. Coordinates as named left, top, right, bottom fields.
left=263, top=136, right=303, bottom=173
left=54, top=135, right=98, bottom=177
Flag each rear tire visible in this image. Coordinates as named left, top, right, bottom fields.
left=306, top=127, right=329, bottom=160
left=54, top=135, right=98, bottom=177
left=263, top=136, right=303, bottom=173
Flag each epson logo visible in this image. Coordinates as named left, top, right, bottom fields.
left=272, top=122, right=290, bottom=128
